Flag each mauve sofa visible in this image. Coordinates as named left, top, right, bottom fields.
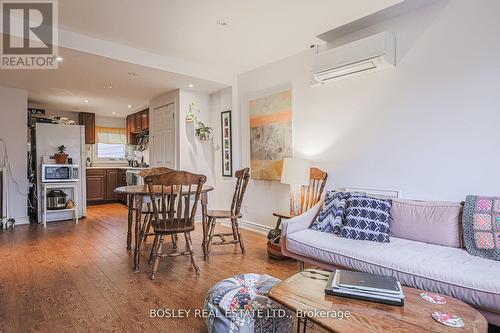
left=280, top=198, right=500, bottom=326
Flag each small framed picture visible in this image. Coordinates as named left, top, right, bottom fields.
left=221, top=111, right=232, bottom=177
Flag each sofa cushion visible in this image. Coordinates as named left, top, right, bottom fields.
left=285, top=229, right=500, bottom=314
left=310, top=191, right=351, bottom=234
left=390, top=199, right=463, bottom=248
left=341, top=196, right=392, bottom=243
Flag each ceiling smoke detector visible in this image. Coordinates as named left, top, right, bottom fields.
left=216, top=20, right=229, bottom=28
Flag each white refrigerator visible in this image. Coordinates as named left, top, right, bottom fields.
left=35, top=123, right=87, bottom=223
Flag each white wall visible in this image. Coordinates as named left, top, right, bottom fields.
left=0, top=87, right=28, bottom=224
left=95, top=116, right=126, bottom=128
left=179, top=89, right=215, bottom=187
left=210, top=87, right=236, bottom=210
left=236, top=0, right=500, bottom=228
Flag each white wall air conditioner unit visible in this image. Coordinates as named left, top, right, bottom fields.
left=312, top=32, right=396, bottom=85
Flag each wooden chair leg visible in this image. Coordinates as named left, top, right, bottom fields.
left=233, top=218, right=246, bottom=254
left=143, top=213, right=152, bottom=244
left=150, top=234, right=165, bottom=280
left=185, top=232, right=200, bottom=275
left=149, top=234, right=159, bottom=264
left=171, top=234, right=178, bottom=250
left=207, top=217, right=216, bottom=257
left=140, top=214, right=150, bottom=248
left=231, top=217, right=238, bottom=241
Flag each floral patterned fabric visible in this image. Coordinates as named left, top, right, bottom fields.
left=204, top=274, right=293, bottom=333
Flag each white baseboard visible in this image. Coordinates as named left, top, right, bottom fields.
left=8, top=216, right=29, bottom=226
left=194, top=215, right=272, bottom=236
left=220, top=219, right=272, bottom=236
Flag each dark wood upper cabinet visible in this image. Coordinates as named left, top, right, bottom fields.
left=126, top=114, right=135, bottom=144
left=79, top=112, right=96, bottom=144
left=126, top=109, right=149, bottom=144
left=141, top=110, right=149, bottom=130
left=134, top=113, right=142, bottom=131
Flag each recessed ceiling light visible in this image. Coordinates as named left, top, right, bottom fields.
left=127, top=104, right=132, bottom=108
left=56, top=56, right=63, bottom=62
left=216, top=20, right=229, bottom=28
left=83, top=99, right=89, bottom=103
left=127, top=72, right=138, bottom=76
left=188, top=83, right=194, bottom=88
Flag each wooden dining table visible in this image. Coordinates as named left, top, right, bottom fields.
left=115, top=185, right=214, bottom=272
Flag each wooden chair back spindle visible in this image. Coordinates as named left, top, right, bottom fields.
left=145, top=171, right=206, bottom=233
left=300, top=167, right=328, bottom=213
left=230, top=168, right=250, bottom=216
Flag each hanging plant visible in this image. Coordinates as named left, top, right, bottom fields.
left=195, top=122, right=213, bottom=141
left=186, top=102, right=196, bottom=123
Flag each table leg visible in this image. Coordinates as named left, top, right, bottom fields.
left=200, top=192, right=208, bottom=260
left=127, top=194, right=134, bottom=250
left=297, top=317, right=308, bottom=333
left=133, top=196, right=143, bottom=272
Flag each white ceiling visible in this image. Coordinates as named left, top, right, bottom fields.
left=0, top=0, right=402, bottom=118
left=0, top=46, right=226, bottom=118
left=59, top=0, right=401, bottom=74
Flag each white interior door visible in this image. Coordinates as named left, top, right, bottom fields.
left=153, top=103, right=175, bottom=168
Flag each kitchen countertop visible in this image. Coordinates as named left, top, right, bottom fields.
left=86, top=166, right=148, bottom=170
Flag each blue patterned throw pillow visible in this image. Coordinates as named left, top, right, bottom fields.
left=310, top=191, right=362, bottom=234
left=341, top=196, right=392, bottom=243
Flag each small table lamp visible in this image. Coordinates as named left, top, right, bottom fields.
left=281, top=157, right=311, bottom=215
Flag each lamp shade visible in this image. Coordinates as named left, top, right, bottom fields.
left=280, top=157, right=310, bottom=186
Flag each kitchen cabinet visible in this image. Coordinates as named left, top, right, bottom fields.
left=86, top=169, right=105, bottom=201
left=140, top=110, right=149, bottom=130
left=87, top=168, right=128, bottom=204
left=126, top=114, right=135, bottom=144
left=79, top=112, right=96, bottom=144
left=106, top=169, right=119, bottom=200
left=126, top=108, right=150, bottom=144
left=134, top=113, right=142, bottom=131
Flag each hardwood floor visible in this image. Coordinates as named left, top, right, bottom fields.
left=0, top=204, right=301, bottom=333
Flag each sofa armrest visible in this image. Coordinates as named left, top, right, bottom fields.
left=281, top=199, right=323, bottom=237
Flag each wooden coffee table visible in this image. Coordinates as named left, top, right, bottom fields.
left=269, top=270, right=488, bottom=333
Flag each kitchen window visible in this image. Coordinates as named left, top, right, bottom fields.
left=95, top=127, right=127, bottom=161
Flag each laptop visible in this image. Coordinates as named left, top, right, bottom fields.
left=325, top=270, right=404, bottom=306
left=337, top=270, right=401, bottom=295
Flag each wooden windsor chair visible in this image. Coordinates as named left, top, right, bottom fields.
left=145, top=171, right=206, bottom=279
left=205, top=168, right=250, bottom=258
left=268, top=167, right=328, bottom=259
left=138, top=167, right=175, bottom=247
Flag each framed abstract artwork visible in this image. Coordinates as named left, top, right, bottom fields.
left=221, top=110, right=232, bottom=177
left=249, top=89, right=292, bottom=180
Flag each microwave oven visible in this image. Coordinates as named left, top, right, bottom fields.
left=41, top=164, right=79, bottom=182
